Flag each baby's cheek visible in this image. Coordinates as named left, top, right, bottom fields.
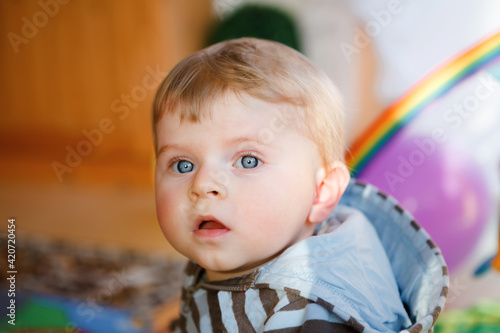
left=241, top=191, right=283, bottom=227
left=156, top=201, right=185, bottom=250
left=155, top=190, right=179, bottom=226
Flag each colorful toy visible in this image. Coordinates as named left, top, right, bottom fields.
left=434, top=300, right=500, bottom=333
left=347, top=31, right=500, bottom=173
left=347, top=31, right=500, bottom=273
left=0, top=293, right=145, bottom=333
left=494, top=250, right=500, bottom=271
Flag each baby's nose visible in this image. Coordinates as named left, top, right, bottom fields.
left=188, top=167, right=228, bottom=201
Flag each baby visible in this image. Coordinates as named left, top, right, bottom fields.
left=152, top=38, right=447, bottom=332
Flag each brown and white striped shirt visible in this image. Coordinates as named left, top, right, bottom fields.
left=170, top=261, right=358, bottom=333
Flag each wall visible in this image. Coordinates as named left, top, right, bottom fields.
left=0, top=0, right=213, bottom=187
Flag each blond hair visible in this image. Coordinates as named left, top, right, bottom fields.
left=152, top=38, right=345, bottom=168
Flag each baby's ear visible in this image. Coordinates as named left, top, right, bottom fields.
left=308, top=162, right=350, bottom=224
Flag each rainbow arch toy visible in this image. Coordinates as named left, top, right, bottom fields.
left=347, top=31, right=500, bottom=175
left=346, top=30, right=500, bottom=273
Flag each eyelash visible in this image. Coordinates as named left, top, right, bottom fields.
left=166, top=152, right=263, bottom=171
left=236, top=151, right=258, bottom=159
left=168, top=156, right=192, bottom=170
left=236, top=151, right=262, bottom=161
left=235, top=152, right=264, bottom=170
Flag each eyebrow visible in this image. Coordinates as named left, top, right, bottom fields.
left=156, top=143, right=190, bottom=158
left=156, top=135, right=275, bottom=158
left=228, top=135, right=275, bottom=150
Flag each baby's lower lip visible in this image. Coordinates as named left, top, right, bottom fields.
left=193, top=220, right=230, bottom=238
left=193, top=228, right=230, bottom=238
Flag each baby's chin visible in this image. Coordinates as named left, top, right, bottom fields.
left=202, top=255, right=283, bottom=282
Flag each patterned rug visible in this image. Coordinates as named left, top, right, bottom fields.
left=0, top=233, right=185, bottom=332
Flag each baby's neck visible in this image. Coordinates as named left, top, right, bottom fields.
left=206, top=266, right=258, bottom=282
left=205, top=251, right=285, bottom=282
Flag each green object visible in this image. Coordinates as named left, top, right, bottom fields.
left=1, top=298, right=69, bottom=331
left=435, top=300, right=500, bottom=333
left=207, top=4, right=302, bottom=52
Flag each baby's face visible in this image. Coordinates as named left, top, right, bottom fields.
left=155, top=93, right=324, bottom=281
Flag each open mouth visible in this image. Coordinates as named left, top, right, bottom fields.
left=194, top=215, right=230, bottom=237
left=199, top=220, right=226, bottom=230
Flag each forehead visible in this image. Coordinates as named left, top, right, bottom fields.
left=156, top=92, right=301, bottom=138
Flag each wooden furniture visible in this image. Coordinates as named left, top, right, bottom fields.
left=0, top=0, right=212, bottom=186
left=0, top=0, right=212, bottom=251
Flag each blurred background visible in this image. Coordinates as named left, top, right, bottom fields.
left=1, top=0, right=500, bottom=332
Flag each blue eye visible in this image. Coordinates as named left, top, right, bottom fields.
left=238, top=155, right=259, bottom=169
left=174, top=160, right=194, bottom=173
